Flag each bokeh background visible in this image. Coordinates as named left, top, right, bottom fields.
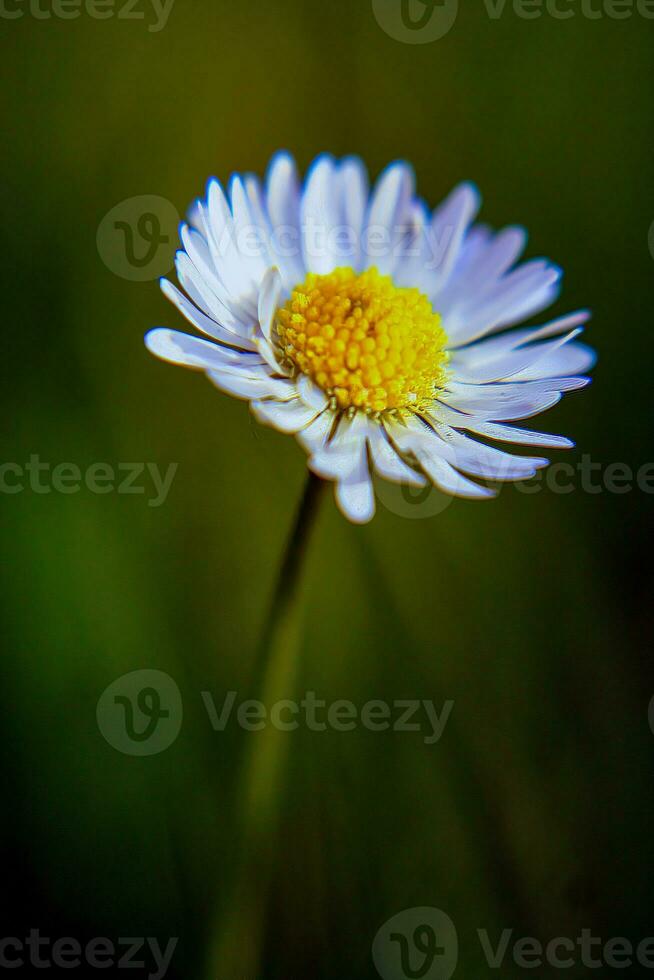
left=2, top=0, right=654, bottom=976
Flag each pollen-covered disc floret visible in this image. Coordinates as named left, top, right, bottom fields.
left=274, top=267, right=449, bottom=414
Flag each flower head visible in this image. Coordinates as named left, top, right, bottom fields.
left=146, top=152, right=595, bottom=523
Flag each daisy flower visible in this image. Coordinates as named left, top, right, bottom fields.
left=146, top=152, right=595, bottom=523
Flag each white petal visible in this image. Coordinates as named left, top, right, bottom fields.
left=145, top=328, right=264, bottom=372
left=187, top=198, right=207, bottom=237
left=179, top=223, right=254, bottom=329
left=244, top=174, right=277, bottom=270
left=308, top=414, right=367, bottom=480
left=450, top=328, right=584, bottom=383
left=332, top=418, right=375, bottom=524
left=295, top=409, right=335, bottom=454
left=179, top=225, right=235, bottom=319
left=421, top=423, right=548, bottom=481
left=246, top=173, right=304, bottom=294
left=254, top=335, right=286, bottom=374
left=389, top=416, right=495, bottom=498
left=297, top=374, right=329, bottom=411
left=437, top=226, right=527, bottom=316
left=251, top=266, right=286, bottom=372
left=440, top=377, right=589, bottom=421
left=206, top=178, right=232, bottom=248
left=257, top=266, right=284, bottom=343
left=365, top=162, right=413, bottom=235
left=266, top=152, right=300, bottom=228
left=160, top=279, right=257, bottom=352
left=335, top=458, right=375, bottom=523
left=510, top=341, right=596, bottom=381
left=465, top=225, right=527, bottom=285
left=309, top=445, right=360, bottom=481
left=370, top=422, right=426, bottom=486
left=459, top=419, right=574, bottom=450
left=265, top=151, right=305, bottom=287
left=300, top=154, right=340, bottom=275
left=419, top=454, right=495, bottom=499
left=174, top=251, right=251, bottom=336
left=207, top=370, right=296, bottom=402
left=429, top=182, right=481, bottom=295
left=230, top=175, right=269, bottom=287
left=338, top=156, right=368, bottom=271
left=363, top=161, right=414, bottom=275
left=445, top=261, right=562, bottom=346
left=250, top=397, right=323, bottom=434
left=449, top=310, right=591, bottom=359
left=391, top=203, right=438, bottom=294
left=440, top=380, right=564, bottom=421
left=204, top=181, right=257, bottom=312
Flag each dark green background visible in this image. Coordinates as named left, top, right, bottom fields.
left=2, top=0, right=653, bottom=976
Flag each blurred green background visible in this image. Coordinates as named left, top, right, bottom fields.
left=2, top=0, right=654, bottom=976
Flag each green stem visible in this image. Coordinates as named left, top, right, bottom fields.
left=208, top=472, right=326, bottom=980
left=252, top=470, right=326, bottom=684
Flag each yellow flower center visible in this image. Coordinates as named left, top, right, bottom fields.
left=274, top=267, right=449, bottom=415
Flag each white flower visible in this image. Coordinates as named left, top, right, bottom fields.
left=146, top=152, right=595, bottom=524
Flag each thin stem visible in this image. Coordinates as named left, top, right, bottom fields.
left=208, top=471, right=326, bottom=980
left=252, top=470, right=326, bottom=684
